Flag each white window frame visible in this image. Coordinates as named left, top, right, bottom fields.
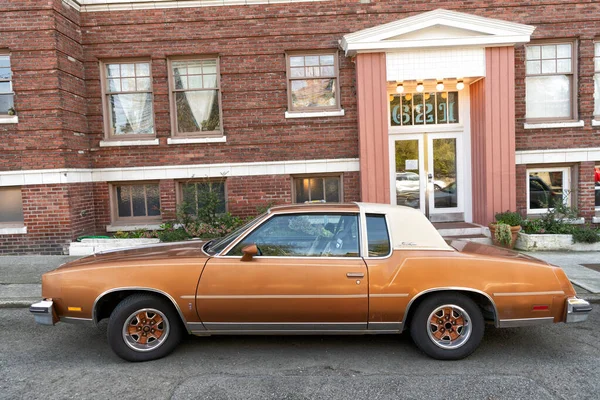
left=524, top=40, right=578, bottom=123
left=100, top=59, right=155, bottom=140
left=526, top=167, right=571, bottom=214
left=0, top=51, right=15, bottom=121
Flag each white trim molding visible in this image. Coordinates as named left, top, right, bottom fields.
left=285, top=109, right=345, bottom=119
left=65, top=0, right=329, bottom=12
left=340, top=8, right=535, bottom=56
left=0, top=226, right=27, bottom=235
left=99, top=139, right=160, bottom=147
left=524, top=120, right=585, bottom=130
left=106, top=224, right=163, bottom=232
left=0, top=158, right=360, bottom=187
left=591, top=119, right=600, bottom=127
left=167, top=137, right=226, bottom=145
left=0, top=116, right=18, bottom=124
left=516, top=147, right=600, bottom=164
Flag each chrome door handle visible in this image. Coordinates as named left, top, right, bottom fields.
left=346, top=272, right=365, bottom=278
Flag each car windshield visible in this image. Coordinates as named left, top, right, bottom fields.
left=204, top=212, right=267, bottom=255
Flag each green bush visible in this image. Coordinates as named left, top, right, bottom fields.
left=572, top=226, right=600, bottom=244
left=494, top=211, right=523, bottom=226
left=156, top=222, right=190, bottom=242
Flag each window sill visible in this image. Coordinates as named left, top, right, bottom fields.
left=524, top=120, right=584, bottom=130
left=167, top=136, right=226, bottom=145
left=285, top=109, right=345, bottom=119
left=106, top=224, right=163, bottom=232
left=99, top=139, right=159, bottom=147
left=0, top=116, right=18, bottom=124
left=0, top=225, right=27, bottom=235
left=592, top=120, right=600, bottom=127
left=593, top=216, right=600, bottom=224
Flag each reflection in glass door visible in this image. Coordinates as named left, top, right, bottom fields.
left=394, top=134, right=463, bottom=221
left=431, top=138, right=458, bottom=210
left=394, top=138, right=423, bottom=210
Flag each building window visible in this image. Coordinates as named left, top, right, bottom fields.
left=112, top=183, right=161, bottom=222
left=180, top=181, right=226, bottom=216
left=390, top=92, right=459, bottom=126
left=527, top=168, right=570, bottom=214
left=0, top=53, right=14, bottom=116
left=293, top=176, right=342, bottom=203
left=594, top=42, right=600, bottom=120
left=286, top=52, right=340, bottom=112
left=525, top=41, right=576, bottom=121
left=169, top=58, right=222, bottom=136
left=0, top=187, right=24, bottom=227
left=102, top=60, right=154, bottom=137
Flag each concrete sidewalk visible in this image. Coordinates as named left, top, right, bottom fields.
left=1, top=252, right=599, bottom=309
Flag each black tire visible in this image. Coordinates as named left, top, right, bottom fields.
left=107, top=294, right=183, bottom=362
left=409, top=293, right=484, bottom=360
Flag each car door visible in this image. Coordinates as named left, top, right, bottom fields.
left=196, top=212, right=369, bottom=333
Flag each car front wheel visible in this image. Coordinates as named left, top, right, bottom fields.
left=107, top=294, right=183, bottom=362
left=409, top=293, right=484, bottom=360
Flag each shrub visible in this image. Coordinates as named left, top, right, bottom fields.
left=156, top=222, right=190, bottom=242
left=494, top=211, right=522, bottom=226
left=572, top=226, right=600, bottom=244
left=113, top=230, right=158, bottom=239
left=493, top=222, right=513, bottom=246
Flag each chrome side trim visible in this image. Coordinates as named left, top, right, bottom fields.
left=497, top=317, right=555, bottom=328
left=195, top=294, right=367, bottom=300
left=191, top=330, right=394, bottom=336
left=203, top=322, right=367, bottom=331
left=186, top=322, right=207, bottom=331
left=401, top=287, right=500, bottom=329
left=60, top=316, right=94, bottom=326
left=493, top=291, right=564, bottom=297
left=368, top=322, right=402, bottom=331
left=370, top=294, right=409, bottom=298
left=92, top=287, right=191, bottom=333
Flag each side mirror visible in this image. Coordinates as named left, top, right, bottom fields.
left=241, top=244, right=259, bottom=262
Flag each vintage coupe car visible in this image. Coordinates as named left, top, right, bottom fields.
left=30, top=203, right=591, bottom=362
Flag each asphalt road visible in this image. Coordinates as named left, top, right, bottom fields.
left=1, top=308, right=598, bottom=400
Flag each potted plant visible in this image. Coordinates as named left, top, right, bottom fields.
left=489, top=211, right=522, bottom=249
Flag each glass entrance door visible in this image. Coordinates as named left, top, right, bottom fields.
left=394, top=133, right=464, bottom=221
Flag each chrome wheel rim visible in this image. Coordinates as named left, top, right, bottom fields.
left=122, top=308, right=170, bottom=352
left=426, top=304, right=471, bottom=350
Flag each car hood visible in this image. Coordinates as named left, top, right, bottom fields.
left=447, top=239, right=550, bottom=266
left=53, top=241, right=210, bottom=272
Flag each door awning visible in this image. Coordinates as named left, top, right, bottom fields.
left=340, top=9, right=535, bottom=56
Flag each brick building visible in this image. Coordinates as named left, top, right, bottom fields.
left=1, top=0, right=599, bottom=254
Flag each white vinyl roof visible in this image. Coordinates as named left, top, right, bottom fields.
left=357, top=203, right=451, bottom=251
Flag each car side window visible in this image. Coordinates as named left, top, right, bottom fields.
left=228, top=213, right=359, bottom=257
left=366, top=214, right=390, bottom=257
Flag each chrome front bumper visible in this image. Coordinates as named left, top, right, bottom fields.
left=30, top=300, right=56, bottom=326
left=566, top=297, right=592, bottom=323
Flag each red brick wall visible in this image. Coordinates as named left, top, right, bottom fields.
left=0, top=0, right=90, bottom=171
left=578, top=162, right=595, bottom=220
left=0, top=184, right=83, bottom=255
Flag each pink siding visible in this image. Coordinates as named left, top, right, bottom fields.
left=355, top=53, right=390, bottom=203
left=470, top=47, right=517, bottom=225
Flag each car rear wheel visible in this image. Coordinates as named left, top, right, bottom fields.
left=409, top=293, right=484, bottom=360
left=107, top=294, right=183, bottom=362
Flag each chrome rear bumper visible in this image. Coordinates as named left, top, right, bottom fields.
left=30, top=300, right=55, bottom=326
left=566, top=297, right=592, bottom=323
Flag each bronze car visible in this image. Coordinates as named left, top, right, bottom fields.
left=30, top=203, right=592, bottom=362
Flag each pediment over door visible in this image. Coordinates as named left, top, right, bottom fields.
left=340, top=9, right=535, bottom=56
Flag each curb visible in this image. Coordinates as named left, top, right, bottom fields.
left=0, top=298, right=38, bottom=309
